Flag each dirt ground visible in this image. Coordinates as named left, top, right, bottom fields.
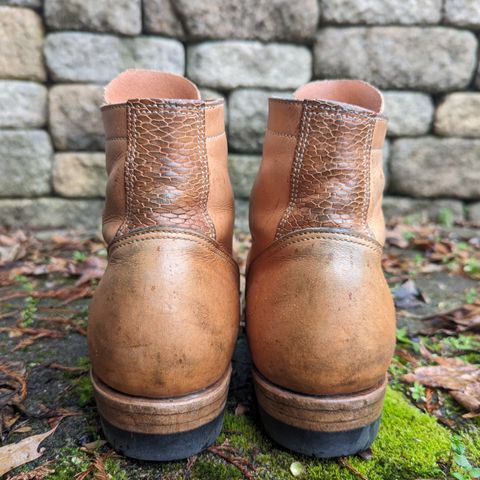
left=1, top=220, right=480, bottom=479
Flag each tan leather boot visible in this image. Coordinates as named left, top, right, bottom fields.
left=88, top=70, right=239, bottom=460
left=246, top=80, right=395, bottom=457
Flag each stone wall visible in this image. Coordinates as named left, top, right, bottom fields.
left=1, top=0, right=480, bottom=233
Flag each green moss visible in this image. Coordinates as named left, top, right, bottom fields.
left=220, top=410, right=268, bottom=451
left=460, top=428, right=480, bottom=466
left=192, top=460, right=243, bottom=479
left=48, top=448, right=128, bottom=479
left=345, top=388, right=451, bottom=480
left=48, top=448, right=91, bottom=479
left=74, top=374, right=94, bottom=407
left=216, top=388, right=458, bottom=480
left=103, top=457, right=129, bottom=480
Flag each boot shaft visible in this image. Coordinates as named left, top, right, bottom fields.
left=101, top=70, right=234, bottom=252
left=249, top=80, right=387, bottom=262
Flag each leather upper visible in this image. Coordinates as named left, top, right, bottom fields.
left=89, top=230, right=239, bottom=398
left=246, top=80, right=395, bottom=396
left=101, top=77, right=233, bottom=252
left=88, top=70, right=239, bottom=398
left=249, top=84, right=388, bottom=266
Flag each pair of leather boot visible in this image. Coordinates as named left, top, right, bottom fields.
left=88, top=70, right=396, bottom=460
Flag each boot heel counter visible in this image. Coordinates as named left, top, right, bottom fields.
left=246, top=230, right=395, bottom=396
left=88, top=230, right=239, bottom=398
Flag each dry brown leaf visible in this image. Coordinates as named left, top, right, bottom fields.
left=80, top=439, right=107, bottom=452
left=74, top=256, right=106, bottom=286
left=451, top=383, right=480, bottom=413
left=402, top=356, right=480, bottom=412
left=402, top=363, right=479, bottom=390
left=6, top=460, right=54, bottom=480
left=11, top=426, right=32, bottom=434
left=0, top=425, right=58, bottom=476
left=421, top=303, right=480, bottom=335
left=1, top=408, right=20, bottom=432
left=0, top=361, right=27, bottom=409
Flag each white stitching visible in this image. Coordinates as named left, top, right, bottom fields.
left=276, top=103, right=312, bottom=238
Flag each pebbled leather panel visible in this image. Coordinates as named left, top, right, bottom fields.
left=276, top=100, right=377, bottom=239
left=117, top=99, right=215, bottom=238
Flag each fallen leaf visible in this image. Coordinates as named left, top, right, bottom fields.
left=420, top=303, right=480, bottom=335
left=0, top=362, right=27, bottom=409
left=80, top=439, right=107, bottom=452
left=451, top=383, right=480, bottom=413
left=385, top=225, right=410, bottom=249
left=402, top=363, right=479, bottom=390
left=11, top=426, right=32, bottom=434
left=402, top=356, right=480, bottom=412
left=1, top=408, right=20, bottom=432
left=73, top=256, right=106, bottom=286
left=6, top=460, right=54, bottom=480
left=47, top=363, right=89, bottom=374
left=0, top=425, right=58, bottom=476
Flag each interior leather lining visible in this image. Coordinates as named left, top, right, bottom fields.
left=294, top=80, right=383, bottom=113
left=104, top=69, right=201, bottom=104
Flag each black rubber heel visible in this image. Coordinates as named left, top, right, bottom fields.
left=100, top=410, right=225, bottom=461
left=259, top=407, right=381, bottom=458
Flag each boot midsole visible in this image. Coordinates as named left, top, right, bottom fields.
left=253, top=368, right=386, bottom=432
left=91, top=365, right=231, bottom=435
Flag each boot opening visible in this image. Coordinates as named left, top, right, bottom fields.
left=294, top=80, right=383, bottom=114
left=104, top=69, right=201, bottom=104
